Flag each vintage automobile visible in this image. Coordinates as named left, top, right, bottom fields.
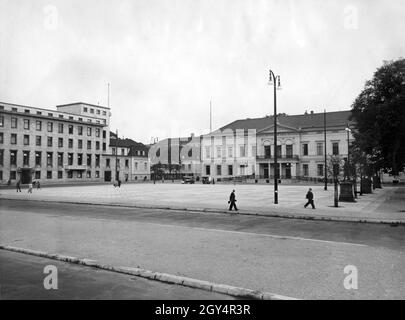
left=182, top=176, right=195, bottom=184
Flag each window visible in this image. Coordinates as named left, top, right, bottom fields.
left=78, top=139, right=83, bottom=149
left=144, top=162, right=147, bottom=170
left=96, top=109, right=100, bottom=115
left=78, top=126, right=83, bottom=135
left=135, top=162, right=138, bottom=170
left=49, top=113, right=54, bottom=117
left=24, top=119, right=30, bottom=129
left=302, top=143, right=308, bottom=156
left=23, top=151, right=29, bottom=166
left=286, top=145, right=293, bottom=158
left=206, top=165, right=211, bottom=175
left=58, top=123, right=63, bottom=133
left=47, top=137, right=53, bottom=147
left=58, top=114, right=63, bottom=118
left=24, top=109, right=30, bottom=113
left=10, top=171, right=17, bottom=180
left=277, top=145, right=282, bottom=157
left=77, top=154, right=83, bottom=165
left=264, top=145, right=271, bottom=158
left=47, top=122, right=53, bottom=132
left=35, top=152, right=42, bottom=166
left=0, top=132, right=3, bottom=144
left=95, top=155, right=100, bottom=167
left=96, top=141, right=100, bottom=150
left=87, top=141, right=91, bottom=150
left=205, top=147, right=210, bottom=158
left=316, top=142, right=323, bottom=156
left=0, top=115, right=4, bottom=127
left=83, top=107, right=88, bottom=112
left=68, top=139, right=73, bottom=148
left=90, top=108, right=94, bottom=114
left=96, top=128, right=100, bottom=137
left=240, top=145, right=246, bottom=157
left=47, top=171, right=52, bottom=179
left=102, top=111, right=107, bottom=116
left=106, top=158, right=110, bottom=168
left=77, top=171, right=82, bottom=178
left=47, top=152, right=53, bottom=166
left=36, top=136, right=41, bottom=146
left=87, top=127, right=92, bottom=136
left=58, top=153, right=63, bottom=166
left=121, top=148, right=125, bottom=156
left=125, top=159, right=129, bottom=168
left=216, top=147, right=221, bottom=158
left=68, top=171, right=73, bottom=178
left=303, top=164, right=309, bottom=176
left=36, top=120, right=42, bottom=131
left=216, top=165, right=221, bottom=176
left=11, top=117, right=17, bottom=128
left=23, top=135, right=29, bottom=145
left=35, top=171, right=41, bottom=179
left=0, top=149, right=3, bottom=166
left=86, top=171, right=91, bottom=178
left=95, top=171, right=100, bottom=178
left=58, top=138, right=63, bottom=148
left=11, top=134, right=17, bottom=144
left=332, top=142, right=339, bottom=155
left=317, top=164, right=324, bottom=176
left=11, top=151, right=19, bottom=165
left=103, top=143, right=106, bottom=151
left=87, top=154, right=92, bottom=166
left=37, top=111, right=42, bottom=115
left=228, top=165, right=233, bottom=176
left=68, top=153, right=73, bottom=165
left=69, top=125, right=73, bottom=134
left=58, top=171, right=63, bottom=179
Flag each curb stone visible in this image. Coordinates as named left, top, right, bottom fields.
left=1, top=197, right=403, bottom=225
left=0, top=244, right=297, bottom=300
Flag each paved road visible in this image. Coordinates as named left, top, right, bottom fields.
left=0, top=199, right=404, bottom=299
left=0, top=249, right=235, bottom=300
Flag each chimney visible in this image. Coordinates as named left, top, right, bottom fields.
left=310, top=110, right=314, bottom=114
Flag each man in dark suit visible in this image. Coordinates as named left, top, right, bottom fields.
left=304, top=188, right=315, bottom=209
left=228, top=190, right=238, bottom=212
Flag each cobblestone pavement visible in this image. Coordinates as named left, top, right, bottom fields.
left=1, top=183, right=403, bottom=223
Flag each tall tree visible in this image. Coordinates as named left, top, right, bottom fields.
left=350, top=58, right=405, bottom=175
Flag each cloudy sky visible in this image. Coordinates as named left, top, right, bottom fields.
left=1, top=0, right=404, bottom=143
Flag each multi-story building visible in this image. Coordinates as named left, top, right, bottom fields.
left=0, top=101, right=110, bottom=184
left=200, top=110, right=355, bottom=181
left=103, top=132, right=150, bottom=182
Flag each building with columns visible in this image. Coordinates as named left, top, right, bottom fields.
left=200, top=110, right=355, bottom=181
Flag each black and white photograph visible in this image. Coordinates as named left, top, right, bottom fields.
left=0, top=0, right=404, bottom=308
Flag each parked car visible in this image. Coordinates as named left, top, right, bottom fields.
left=202, top=176, right=213, bottom=184
left=182, top=176, right=195, bottom=184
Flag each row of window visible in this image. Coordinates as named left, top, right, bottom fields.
left=111, top=147, right=147, bottom=157
left=1, top=150, right=101, bottom=167
left=1, top=133, right=106, bottom=151
left=82, top=106, right=107, bottom=116
left=2, top=170, right=102, bottom=181
left=0, top=110, right=105, bottom=124
left=302, top=164, right=326, bottom=177
left=0, top=116, right=106, bottom=138
left=204, top=142, right=341, bottom=159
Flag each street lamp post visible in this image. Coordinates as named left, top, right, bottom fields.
left=268, top=69, right=281, bottom=204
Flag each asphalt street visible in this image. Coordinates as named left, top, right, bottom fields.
left=0, top=199, right=404, bottom=299
left=0, top=249, right=235, bottom=300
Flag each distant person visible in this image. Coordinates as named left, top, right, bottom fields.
left=28, top=183, right=33, bottom=194
left=162, top=177, right=164, bottom=183
left=118, top=179, right=121, bottom=188
left=304, top=188, right=315, bottom=209
left=228, top=190, right=238, bottom=212
left=16, top=180, right=21, bottom=192
left=36, top=180, right=41, bottom=189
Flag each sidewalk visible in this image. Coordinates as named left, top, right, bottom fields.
left=1, top=184, right=403, bottom=224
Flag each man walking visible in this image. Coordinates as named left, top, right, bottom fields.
left=304, top=188, right=315, bottom=209
left=27, top=182, right=33, bottom=194
left=16, top=180, right=21, bottom=192
left=228, top=190, right=238, bottom=212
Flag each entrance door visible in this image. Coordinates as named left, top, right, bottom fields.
left=20, top=168, right=32, bottom=184
left=104, top=171, right=111, bottom=182
left=286, top=166, right=291, bottom=179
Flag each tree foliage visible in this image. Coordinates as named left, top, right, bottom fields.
left=350, top=58, right=405, bottom=175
